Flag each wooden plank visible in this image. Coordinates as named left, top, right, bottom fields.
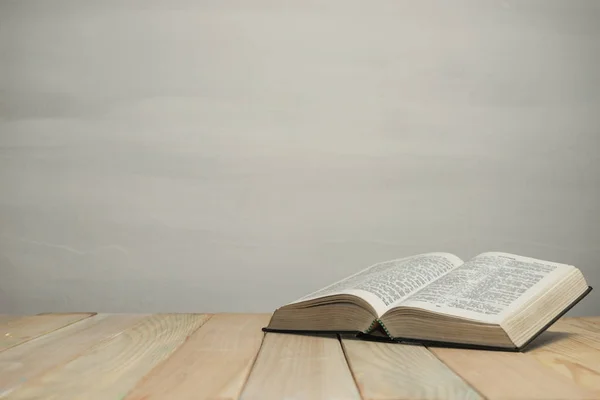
left=341, top=336, right=481, bottom=400
left=240, top=333, right=361, bottom=400
left=431, top=347, right=598, bottom=400
left=125, top=313, right=269, bottom=400
left=575, top=316, right=600, bottom=326
left=0, top=314, right=146, bottom=397
left=4, top=313, right=211, bottom=400
left=527, top=317, right=600, bottom=395
left=0, top=313, right=95, bottom=352
left=0, top=316, right=23, bottom=325
left=564, top=317, right=600, bottom=336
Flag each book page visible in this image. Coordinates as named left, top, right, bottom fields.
left=398, top=252, right=573, bottom=323
left=289, top=252, right=463, bottom=317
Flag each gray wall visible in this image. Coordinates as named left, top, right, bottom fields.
left=1, top=0, right=599, bottom=315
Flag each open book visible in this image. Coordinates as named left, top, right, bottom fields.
left=264, top=252, right=592, bottom=351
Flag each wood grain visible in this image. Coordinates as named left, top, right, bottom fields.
left=527, top=317, right=600, bottom=395
left=125, top=313, right=269, bottom=400
left=0, top=313, right=94, bottom=352
left=0, top=316, right=23, bottom=326
left=341, top=336, right=481, bottom=400
left=4, top=314, right=211, bottom=400
left=240, top=333, right=361, bottom=400
left=0, top=314, right=145, bottom=397
left=584, top=316, right=600, bottom=326
left=2, top=314, right=598, bottom=399
left=431, top=347, right=598, bottom=400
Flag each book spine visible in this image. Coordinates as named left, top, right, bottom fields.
left=363, top=318, right=394, bottom=339
left=364, top=319, right=378, bottom=334
left=377, top=319, right=393, bottom=339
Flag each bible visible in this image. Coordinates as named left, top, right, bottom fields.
left=264, top=252, right=592, bottom=351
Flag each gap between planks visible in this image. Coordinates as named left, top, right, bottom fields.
left=241, top=331, right=482, bottom=400
left=3, top=314, right=598, bottom=400
left=3, top=313, right=211, bottom=400
left=0, top=314, right=148, bottom=397
left=339, top=334, right=363, bottom=398
left=340, top=334, right=482, bottom=400
left=241, top=332, right=362, bottom=400
left=124, top=313, right=270, bottom=400
left=1, top=313, right=95, bottom=353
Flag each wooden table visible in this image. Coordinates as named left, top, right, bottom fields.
left=0, top=313, right=599, bottom=400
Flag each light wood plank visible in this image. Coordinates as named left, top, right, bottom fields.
left=579, top=316, right=600, bottom=325
left=4, top=313, right=211, bottom=400
left=341, top=337, right=481, bottom=400
left=431, top=347, right=598, bottom=400
left=0, top=314, right=146, bottom=397
left=0, top=316, right=23, bottom=325
left=567, top=317, right=600, bottom=333
left=125, top=313, right=269, bottom=400
left=240, top=333, right=361, bottom=400
left=527, top=317, right=600, bottom=395
left=0, top=313, right=95, bottom=352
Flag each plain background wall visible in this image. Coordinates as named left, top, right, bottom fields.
left=1, top=0, right=599, bottom=315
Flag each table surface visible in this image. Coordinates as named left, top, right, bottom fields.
left=0, top=313, right=599, bottom=400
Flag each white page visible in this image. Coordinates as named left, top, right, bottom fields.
left=399, top=252, right=573, bottom=323
left=289, top=252, right=463, bottom=316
